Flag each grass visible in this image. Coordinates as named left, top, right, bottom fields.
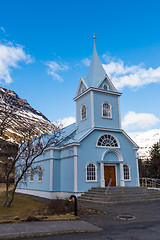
left=0, top=184, right=78, bottom=223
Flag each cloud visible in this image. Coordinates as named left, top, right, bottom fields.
left=82, top=58, right=91, bottom=67
left=46, top=61, right=69, bottom=82
left=53, top=116, right=76, bottom=128
left=0, top=27, right=5, bottom=33
left=0, top=43, right=32, bottom=84
left=102, top=54, right=160, bottom=90
left=122, top=111, right=160, bottom=131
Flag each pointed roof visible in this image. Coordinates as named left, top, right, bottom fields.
left=85, top=42, right=106, bottom=87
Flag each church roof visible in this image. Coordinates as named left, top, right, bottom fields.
left=84, top=42, right=106, bottom=87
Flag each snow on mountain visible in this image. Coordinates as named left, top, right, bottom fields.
left=128, top=129, right=160, bottom=160
left=0, top=86, right=55, bottom=143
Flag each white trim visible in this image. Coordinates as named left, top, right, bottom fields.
left=96, top=74, right=118, bottom=92
left=74, top=146, right=77, bottom=192
left=136, top=154, right=140, bottom=187
left=49, top=150, right=53, bottom=191
left=75, top=100, right=78, bottom=127
left=96, top=133, right=120, bottom=149
left=120, top=162, right=125, bottom=186
left=80, top=104, right=87, bottom=121
left=102, top=83, right=109, bottom=90
left=30, top=167, right=34, bottom=183
left=118, top=96, right=122, bottom=129
left=123, top=163, right=131, bottom=181
left=101, top=149, right=123, bottom=162
left=76, top=77, right=88, bottom=96
left=90, top=91, right=95, bottom=128
left=38, top=166, right=43, bottom=183
left=122, top=130, right=139, bottom=148
left=15, top=189, right=82, bottom=199
left=101, top=101, right=112, bottom=119
left=74, top=87, right=121, bottom=101
left=85, top=162, right=97, bottom=182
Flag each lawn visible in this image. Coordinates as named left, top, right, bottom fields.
left=0, top=184, right=77, bottom=223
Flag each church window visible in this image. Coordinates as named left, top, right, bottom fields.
left=81, top=104, right=87, bottom=120
left=17, top=169, right=20, bottom=180
left=103, top=83, right=109, bottom=90
left=30, top=167, right=34, bottom=182
left=102, top=102, right=112, bottom=118
left=86, top=163, right=97, bottom=182
left=38, top=166, right=43, bottom=182
left=81, top=86, right=85, bottom=93
left=123, top=164, right=130, bottom=180
left=23, top=172, right=27, bottom=183
left=97, top=134, right=119, bottom=147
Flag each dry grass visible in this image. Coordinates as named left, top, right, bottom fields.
left=0, top=185, right=77, bottom=223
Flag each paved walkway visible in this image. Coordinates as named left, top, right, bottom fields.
left=0, top=220, right=102, bottom=239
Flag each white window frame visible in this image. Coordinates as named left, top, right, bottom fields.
left=81, top=86, right=85, bottom=93
left=96, top=134, right=120, bottom=148
left=23, top=172, right=27, bottom=183
left=123, top=164, right=131, bottom=181
left=38, top=166, right=43, bottom=183
left=30, top=167, right=34, bottom=182
left=85, top=162, right=97, bottom=182
left=102, top=102, right=112, bottom=119
left=17, top=169, right=20, bottom=180
left=80, top=104, right=87, bottom=121
left=103, top=83, right=109, bottom=91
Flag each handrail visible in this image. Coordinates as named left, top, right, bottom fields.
left=139, top=178, right=160, bottom=188
left=105, top=178, right=112, bottom=195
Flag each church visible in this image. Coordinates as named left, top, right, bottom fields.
left=16, top=42, right=140, bottom=199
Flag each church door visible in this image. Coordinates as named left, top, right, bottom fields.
left=104, top=166, right=116, bottom=186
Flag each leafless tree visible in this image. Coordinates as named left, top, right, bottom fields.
left=0, top=94, right=60, bottom=207
left=3, top=128, right=61, bottom=207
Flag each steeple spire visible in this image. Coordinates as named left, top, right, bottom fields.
left=85, top=41, right=106, bottom=87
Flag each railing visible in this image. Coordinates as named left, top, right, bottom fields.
left=139, top=178, right=160, bottom=189
left=105, top=178, right=112, bottom=195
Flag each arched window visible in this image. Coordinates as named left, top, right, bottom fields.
left=30, top=167, right=34, bottom=182
left=102, top=102, right=112, bottom=118
left=103, top=83, right=109, bottom=90
left=86, top=163, right=97, bottom=182
left=97, top=134, right=119, bottom=147
left=23, top=172, right=27, bottom=183
left=38, top=166, right=43, bottom=182
left=81, top=86, right=85, bottom=93
left=17, top=169, right=20, bottom=180
left=123, top=164, right=130, bottom=180
left=81, top=104, right=87, bottom=120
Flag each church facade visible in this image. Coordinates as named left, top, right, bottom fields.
left=16, top=43, right=139, bottom=199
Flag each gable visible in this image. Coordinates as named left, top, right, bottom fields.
left=76, top=77, right=88, bottom=96
left=97, top=75, right=117, bottom=92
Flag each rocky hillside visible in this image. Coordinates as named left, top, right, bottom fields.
left=0, top=86, right=55, bottom=143
left=129, top=129, right=160, bottom=160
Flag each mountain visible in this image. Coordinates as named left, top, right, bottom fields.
left=0, top=86, right=55, bottom=143
left=129, top=129, right=160, bottom=160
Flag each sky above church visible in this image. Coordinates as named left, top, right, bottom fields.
left=0, top=0, right=160, bottom=132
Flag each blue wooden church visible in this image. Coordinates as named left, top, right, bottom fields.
left=17, top=42, right=139, bottom=199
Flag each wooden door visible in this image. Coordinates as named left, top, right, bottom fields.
left=104, top=166, right=116, bottom=186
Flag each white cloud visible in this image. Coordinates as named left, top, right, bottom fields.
left=0, top=27, right=5, bottom=33
left=82, top=58, right=91, bottom=67
left=0, top=43, right=32, bottom=84
left=46, top=61, right=69, bottom=82
left=53, top=116, right=76, bottom=128
left=102, top=54, right=160, bottom=90
left=122, top=111, right=159, bottom=131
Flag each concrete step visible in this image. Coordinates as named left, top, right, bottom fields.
left=78, top=197, right=160, bottom=206
left=78, top=187, right=160, bottom=205
left=79, top=194, right=160, bottom=201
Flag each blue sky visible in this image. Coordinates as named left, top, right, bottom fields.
left=0, top=0, right=160, bottom=132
